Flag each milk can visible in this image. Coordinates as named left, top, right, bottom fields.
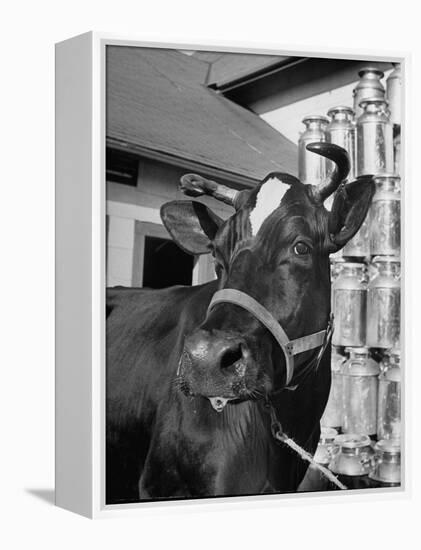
left=353, top=67, right=385, bottom=119
left=377, top=349, right=391, bottom=374
left=367, top=257, right=401, bottom=349
left=386, top=63, right=402, bottom=126
left=377, top=350, right=401, bottom=440
left=369, top=174, right=401, bottom=257
left=356, top=98, right=394, bottom=177
left=298, top=428, right=338, bottom=492
left=326, top=106, right=356, bottom=181
left=314, top=428, right=339, bottom=464
left=342, top=211, right=370, bottom=258
left=330, top=257, right=346, bottom=282
left=329, top=434, right=375, bottom=489
left=321, top=347, right=346, bottom=430
left=394, top=132, right=401, bottom=175
left=369, top=439, right=401, bottom=487
left=332, top=262, right=367, bottom=347
left=298, top=115, right=329, bottom=185
left=330, top=257, right=346, bottom=307
left=341, top=347, right=380, bottom=437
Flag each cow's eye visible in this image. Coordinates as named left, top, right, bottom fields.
left=293, top=242, right=310, bottom=255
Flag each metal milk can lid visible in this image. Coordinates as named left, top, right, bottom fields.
left=334, top=433, right=372, bottom=449
left=314, top=428, right=338, bottom=464
left=374, top=173, right=401, bottom=182
left=341, top=261, right=367, bottom=269
left=302, top=114, right=330, bottom=125
left=327, top=105, right=355, bottom=118
left=320, top=427, right=338, bottom=444
left=374, top=438, right=401, bottom=456
left=357, top=98, right=390, bottom=125
left=383, top=365, right=401, bottom=382
left=342, top=352, right=380, bottom=376
left=330, top=434, right=374, bottom=476
left=387, top=63, right=401, bottom=82
left=372, top=255, right=401, bottom=265
left=358, top=66, right=385, bottom=80
left=353, top=67, right=385, bottom=95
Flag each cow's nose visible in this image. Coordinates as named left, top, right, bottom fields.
left=184, top=330, right=248, bottom=373
left=219, top=342, right=244, bottom=370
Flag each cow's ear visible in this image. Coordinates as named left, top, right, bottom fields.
left=327, top=176, right=375, bottom=251
left=160, top=200, right=223, bottom=255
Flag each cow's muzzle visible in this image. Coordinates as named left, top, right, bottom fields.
left=177, top=329, right=253, bottom=411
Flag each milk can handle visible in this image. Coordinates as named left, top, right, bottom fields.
left=327, top=444, right=339, bottom=460
left=360, top=448, right=374, bottom=468
left=330, top=445, right=340, bottom=458
left=370, top=453, right=380, bottom=470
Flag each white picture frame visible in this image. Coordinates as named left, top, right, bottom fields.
left=55, top=32, right=409, bottom=518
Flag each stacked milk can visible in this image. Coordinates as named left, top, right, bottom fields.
left=298, top=65, right=402, bottom=490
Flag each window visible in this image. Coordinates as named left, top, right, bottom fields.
left=133, top=222, right=194, bottom=288
left=142, top=236, right=193, bottom=288
left=132, top=221, right=216, bottom=288
left=106, top=148, right=139, bottom=186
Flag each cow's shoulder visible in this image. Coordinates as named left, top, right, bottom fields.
left=106, top=281, right=219, bottom=385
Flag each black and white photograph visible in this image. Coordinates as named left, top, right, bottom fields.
left=104, top=46, right=402, bottom=504
left=4, top=0, right=421, bottom=543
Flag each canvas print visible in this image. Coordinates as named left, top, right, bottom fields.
left=105, top=46, right=402, bottom=504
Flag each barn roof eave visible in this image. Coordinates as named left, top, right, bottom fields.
left=106, top=137, right=261, bottom=190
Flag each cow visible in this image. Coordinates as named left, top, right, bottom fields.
left=106, top=142, right=374, bottom=503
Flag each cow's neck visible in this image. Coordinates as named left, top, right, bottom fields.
left=195, top=398, right=273, bottom=494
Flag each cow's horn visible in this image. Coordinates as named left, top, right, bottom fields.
left=180, top=174, right=240, bottom=208
left=306, top=142, right=350, bottom=204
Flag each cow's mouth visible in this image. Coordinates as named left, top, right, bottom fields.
left=176, top=339, right=271, bottom=411
left=208, top=396, right=233, bottom=412
left=177, top=368, right=266, bottom=413
left=176, top=364, right=252, bottom=409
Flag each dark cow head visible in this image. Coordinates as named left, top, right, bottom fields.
left=161, top=143, right=374, bottom=411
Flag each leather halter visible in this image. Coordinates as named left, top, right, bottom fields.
left=207, top=288, right=333, bottom=387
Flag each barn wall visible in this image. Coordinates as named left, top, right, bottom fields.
left=261, top=70, right=393, bottom=145
left=106, top=216, right=135, bottom=287
left=262, top=81, right=356, bottom=144
left=106, top=156, right=233, bottom=288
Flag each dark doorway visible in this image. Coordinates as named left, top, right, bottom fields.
left=142, top=236, right=194, bottom=289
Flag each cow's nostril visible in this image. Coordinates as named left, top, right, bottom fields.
left=220, top=344, right=243, bottom=370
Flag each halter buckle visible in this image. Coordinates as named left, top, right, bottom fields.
left=285, top=342, right=294, bottom=356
